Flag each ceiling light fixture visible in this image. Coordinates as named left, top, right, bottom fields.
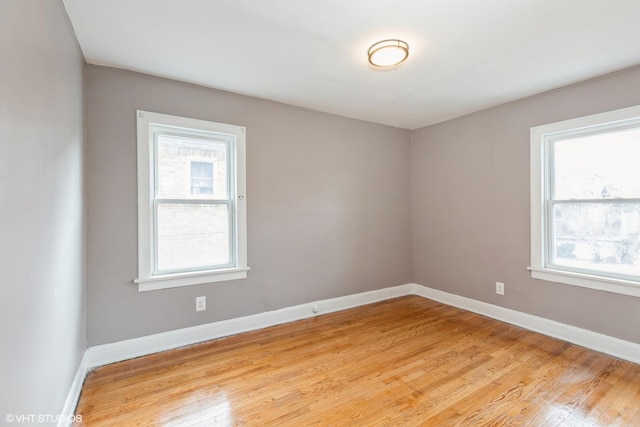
left=367, top=39, right=409, bottom=68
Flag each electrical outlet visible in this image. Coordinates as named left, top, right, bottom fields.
left=496, top=282, right=505, bottom=295
left=196, top=296, right=206, bottom=312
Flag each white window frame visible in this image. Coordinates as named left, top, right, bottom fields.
left=135, top=110, right=249, bottom=292
left=530, top=105, right=640, bottom=298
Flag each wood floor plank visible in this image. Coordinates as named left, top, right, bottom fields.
left=74, top=296, right=640, bottom=426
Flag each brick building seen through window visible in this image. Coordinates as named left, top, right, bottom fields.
left=156, top=137, right=229, bottom=272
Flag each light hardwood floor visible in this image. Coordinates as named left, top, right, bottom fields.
left=75, top=296, right=640, bottom=426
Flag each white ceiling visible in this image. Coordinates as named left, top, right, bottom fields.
left=63, top=0, right=640, bottom=130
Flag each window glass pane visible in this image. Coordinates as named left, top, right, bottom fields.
left=156, top=203, right=230, bottom=272
left=553, top=127, right=640, bottom=200
left=157, top=134, right=228, bottom=199
left=552, top=202, right=640, bottom=279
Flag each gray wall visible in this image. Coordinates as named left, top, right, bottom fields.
left=85, top=66, right=412, bottom=345
left=411, top=65, right=640, bottom=344
left=0, top=0, right=86, bottom=420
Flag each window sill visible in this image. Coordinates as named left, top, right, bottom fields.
left=528, top=267, right=640, bottom=298
left=135, top=267, right=250, bottom=292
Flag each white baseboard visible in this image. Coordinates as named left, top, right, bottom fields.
left=64, top=282, right=640, bottom=421
left=410, top=283, right=640, bottom=365
left=85, top=284, right=413, bottom=369
left=57, top=352, right=88, bottom=427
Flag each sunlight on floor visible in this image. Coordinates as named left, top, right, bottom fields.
left=543, top=404, right=593, bottom=426
left=160, top=391, right=233, bottom=426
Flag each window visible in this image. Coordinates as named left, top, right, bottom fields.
left=530, top=105, right=640, bottom=297
left=135, top=110, right=248, bottom=291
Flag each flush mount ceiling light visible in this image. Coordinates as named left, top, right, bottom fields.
left=367, top=39, right=409, bottom=68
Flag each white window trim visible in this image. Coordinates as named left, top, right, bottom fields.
left=530, top=105, right=640, bottom=298
left=135, top=110, right=249, bottom=292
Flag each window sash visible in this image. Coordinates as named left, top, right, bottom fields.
left=545, top=199, right=640, bottom=282
left=153, top=130, right=231, bottom=201
left=152, top=199, right=235, bottom=276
